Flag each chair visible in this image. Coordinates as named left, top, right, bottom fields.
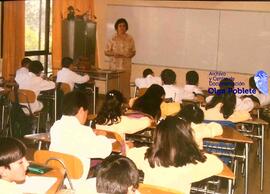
left=34, top=150, right=84, bottom=190
left=135, top=87, right=148, bottom=97
left=138, top=183, right=183, bottom=194
left=58, top=82, right=71, bottom=95
left=9, top=88, right=42, bottom=134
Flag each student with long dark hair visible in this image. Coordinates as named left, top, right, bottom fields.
left=91, top=90, right=151, bottom=136
left=178, top=104, right=223, bottom=149
left=127, top=116, right=223, bottom=194
left=203, top=78, right=252, bottom=122
left=131, top=84, right=165, bottom=121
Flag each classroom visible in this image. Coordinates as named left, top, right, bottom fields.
left=0, top=1, right=270, bottom=194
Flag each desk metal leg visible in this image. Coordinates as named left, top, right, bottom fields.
left=38, top=141, right=42, bottom=150
left=260, top=124, right=264, bottom=191
left=245, top=143, right=249, bottom=194
left=105, top=74, right=108, bottom=94
left=1, top=105, right=4, bottom=130
left=54, top=87, right=57, bottom=122
left=93, top=84, right=96, bottom=114
left=228, top=179, right=232, bottom=194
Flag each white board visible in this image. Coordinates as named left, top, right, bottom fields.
left=106, top=5, right=270, bottom=74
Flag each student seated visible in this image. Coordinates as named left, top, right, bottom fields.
left=248, top=76, right=270, bottom=106
left=130, top=84, right=180, bottom=122
left=131, top=84, right=165, bottom=122
left=161, top=68, right=183, bottom=102
left=18, top=60, right=55, bottom=114
left=177, top=104, right=223, bottom=149
left=49, top=91, right=112, bottom=180
left=127, top=116, right=223, bottom=194
left=203, top=78, right=252, bottom=122
left=56, top=57, right=90, bottom=91
left=0, top=137, right=29, bottom=194
left=15, top=57, right=31, bottom=84
left=182, top=70, right=203, bottom=100
left=73, top=155, right=140, bottom=194
left=135, top=68, right=161, bottom=89
left=91, top=90, right=151, bottom=137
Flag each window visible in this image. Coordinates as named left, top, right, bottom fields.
left=25, top=0, right=52, bottom=74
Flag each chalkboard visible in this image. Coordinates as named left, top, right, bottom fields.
left=106, top=5, right=270, bottom=74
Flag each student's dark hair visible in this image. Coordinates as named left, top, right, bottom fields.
left=143, top=68, right=153, bottom=78
left=0, top=137, right=26, bottom=168
left=160, top=69, right=176, bottom=85
left=21, top=58, right=31, bottom=67
left=132, top=84, right=165, bottom=120
left=62, top=91, right=89, bottom=116
left=62, top=57, right=73, bottom=68
left=249, top=76, right=258, bottom=90
left=28, top=60, right=44, bottom=75
left=206, top=78, right=236, bottom=119
left=145, top=116, right=206, bottom=168
left=178, top=104, right=204, bottom=124
left=186, top=70, right=199, bottom=85
left=92, top=90, right=125, bottom=128
left=219, top=78, right=234, bottom=91
left=114, top=18, right=128, bottom=31
left=96, top=155, right=139, bottom=194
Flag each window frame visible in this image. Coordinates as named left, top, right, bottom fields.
left=25, top=0, right=51, bottom=75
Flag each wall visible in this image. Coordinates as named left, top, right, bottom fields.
left=94, top=0, right=270, bottom=94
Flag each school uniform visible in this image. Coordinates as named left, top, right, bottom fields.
left=135, top=75, right=162, bottom=88
left=95, top=115, right=151, bottom=137
left=127, top=147, right=223, bottom=194
left=181, top=84, right=203, bottom=100
left=0, top=179, right=22, bottom=194
left=18, top=72, right=55, bottom=114
left=15, top=67, right=29, bottom=84
left=56, top=67, right=90, bottom=91
left=162, top=84, right=183, bottom=103
left=49, top=115, right=112, bottom=180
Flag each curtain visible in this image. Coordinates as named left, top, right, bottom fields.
left=2, top=1, right=25, bottom=81
left=52, top=0, right=94, bottom=74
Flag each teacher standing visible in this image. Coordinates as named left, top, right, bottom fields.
left=105, top=18, right=136, bottom=99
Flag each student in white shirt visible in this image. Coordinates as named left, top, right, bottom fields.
left=135, top=68, right=162, bottom=89
left=49, top=91, right=112, bottom=180
left=15, top=58, right=31, bottom=84
left=182, top=70, right=203, bottom=100
left=248, top=76, right=270, bottom=106
left=56, top=57, right=90, bottom=91
left=161, top=68, right=183, bottom=102
left=0, top=137, right=29, bottom=194
left=18, top=60, right=55, bottom=114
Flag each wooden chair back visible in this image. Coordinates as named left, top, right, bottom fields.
left=58, top=82, right=71, bottom=95
left=138, top=184, right=183, bottom=194
left=9, top=89, right=36, bottom=103
left=34, top=150, right=83, bottom=179
left=136, top=87, right=148, bottom=97
left=94, top=129, right=126, bottom=156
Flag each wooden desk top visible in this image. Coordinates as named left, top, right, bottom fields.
left=207, top=126, right=253, bottom=144
left=217, top=164, right=235, bottom=180
left=28, top=168, right=64, bottom=194
left=24, top=132, right=122, bottom=153
left=238, top=117, right=268, bottom=125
